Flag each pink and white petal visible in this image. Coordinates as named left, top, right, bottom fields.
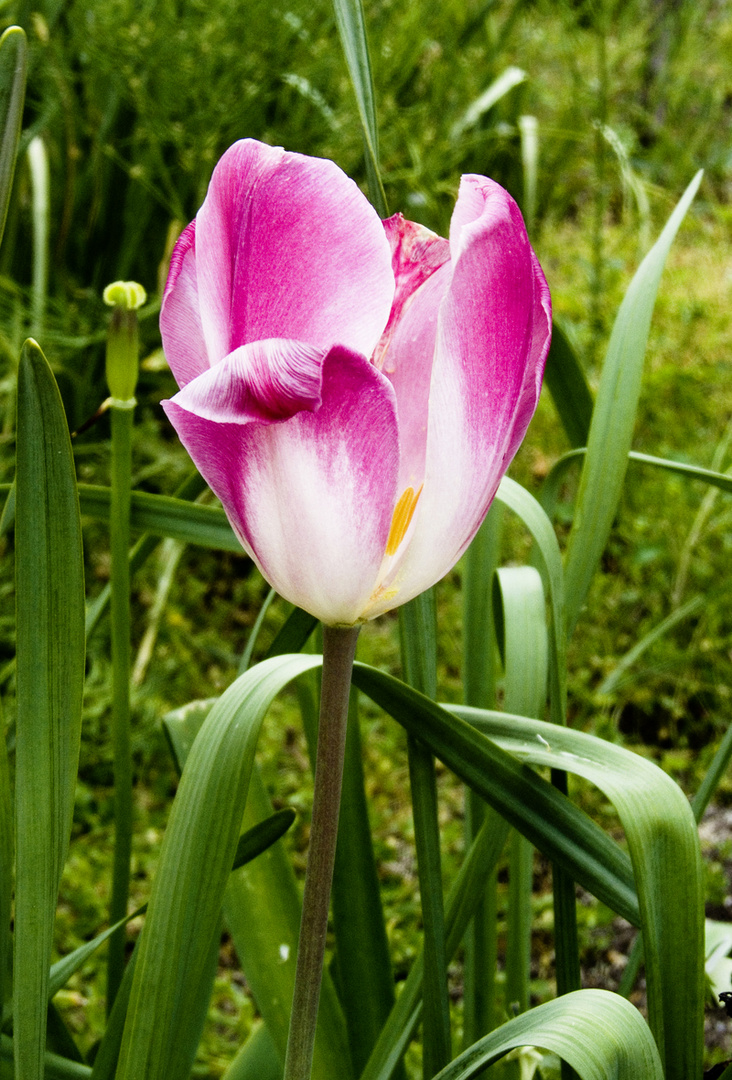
left=170, top=338, right=325, bottom=425
left=195, top=139, right=395, bottom=364
left=160, top=221, right=209, bottom=387
left=380, top=177, right=550, bottom=605
left=373, top=215, right=449, bottom=372
left=378, top=261, right=452, bottom=496
left=163, top=345, right=400, bottom=626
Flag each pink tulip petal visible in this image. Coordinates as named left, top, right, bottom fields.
left=169, top=338, right=325, bottom=425
left=160, top=221, right=209, bottom=387
left=373, top=215, right=449, bottom=373
left=163, top=345, right=400, bottom=625
left=379, top=261, right=452, bottom=497
left=376, top=176, right=551, bottom=610
left=195, top=139, right=395, bottom=365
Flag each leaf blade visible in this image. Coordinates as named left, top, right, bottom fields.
left=563, top=171, right=703, bottom=634
left=14, top=340, right=86, bottom=1080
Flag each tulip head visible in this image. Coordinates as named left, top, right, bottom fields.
left=161, top=140, right=551, bottom=626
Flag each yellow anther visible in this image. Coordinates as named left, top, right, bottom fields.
left=385, top=485, right=423, bottom=556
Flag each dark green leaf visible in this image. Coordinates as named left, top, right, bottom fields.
left=0, top=27, right=27, bottom=249
left=543, top=320, right=593, bottom=449
left=14, top=340, right=85, bottom=1080
left=351, top=664, right=638, bottom=923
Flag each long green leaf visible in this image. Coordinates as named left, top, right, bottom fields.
left=264, top=605, right=318, bottom=660
left=225, top=766, right=353, bottom=1080
left=222, top=1024, right=282, bottom=1080
left=350, top=665, right=638, bottom=924
left=14, top=341, right=85, bottom=1080
left=158, top=685, right=352, bottom=1080
left=76, top=484, right=243, bottom=551
left=0, top=700, right=10, bottom=1017
left=451, top=705, right=704, bottom=1080
left=115, top=658, right=320, bottom=1080
left=332, top=0, right=387, bottom=215
left=543, top=445, right=732, bottom=518
left=542, top=320, right=593, bottom=449
left=431, top=990, right=663, bottom=1080
left=0, top=1035, right=91, bottom=1079
left=0, top=27, right=27, bottom=250
left=450, top=67, right=527, bottom=140
left=495, top=477, right=566, bottom=727
left=563, top=171, right=703, bottom=635
left=494, top=567, right=547, bottom=1016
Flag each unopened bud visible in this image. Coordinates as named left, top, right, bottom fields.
left=103, top=281, right=146, bottom=404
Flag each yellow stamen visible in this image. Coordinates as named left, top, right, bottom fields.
left=385, top=484, right=423, bottom=556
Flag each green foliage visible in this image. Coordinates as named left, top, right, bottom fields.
left=2, top=0, right=732, bottom=1077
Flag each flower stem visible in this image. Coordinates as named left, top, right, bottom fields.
left=283, top=623, right=360, bottom=1080
left=107, top=402, right=134, bottom=1012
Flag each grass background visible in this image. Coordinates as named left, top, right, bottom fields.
left=2, top=0, right=732, bottom=1072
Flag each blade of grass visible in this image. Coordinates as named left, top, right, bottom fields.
left=563, top=171, right=703, bottom=636
left=0, top=27, right=27, bottom=249
left=332, top=0, right=387, bottom=215
left=542, top=321, right=593, bottom=450
left=450, top=67, right=527, bottom=140
left=542, top=447, right=732, bottom=525
left=238, top=586, right=276, bottom=674
left=0, top=699, right=10, bottom=1016
left=14, top=340, right=85, bottom=1080
left=27, top=136, right=49, bottom=341
left=0, top=1035, right=91, bottom=1079
left=518, top=115, right=538, bottom=239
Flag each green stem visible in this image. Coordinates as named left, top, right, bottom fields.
left=505, top=831, right=532, bottom=1016
left=283, top=623, right=360, bottom=1080
left=400, top=593, right=451, bottom=1078
left=106, top=402, right=134, bottom=1012
left=462, top=793, right=497, bottom=1049
left=462, top=507, right=502, bottom=1050
left=551, top=769, right=580, bottom=1080
left=407, top=733, right=451, bottom=1078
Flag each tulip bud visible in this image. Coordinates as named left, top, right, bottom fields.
left=103, top=280, right=146, bottom=405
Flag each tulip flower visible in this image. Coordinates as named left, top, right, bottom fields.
left=161, top=139, right=551, bottom=626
